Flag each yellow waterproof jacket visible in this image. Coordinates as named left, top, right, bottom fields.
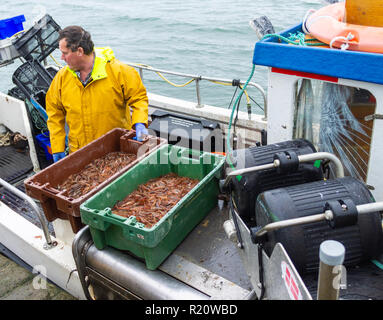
left=46, top=47, right=148, bottom=153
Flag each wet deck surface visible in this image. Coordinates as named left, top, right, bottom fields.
left=0, top=253, right=76, bottom=300
left=173, top=201, right=252, bottom=291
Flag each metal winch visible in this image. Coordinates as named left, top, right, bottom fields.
left=253, top=176, right=383, bottom=274
left=223, top=139, right=383, bottom=276
left=225, top=139, right=324, bottom=224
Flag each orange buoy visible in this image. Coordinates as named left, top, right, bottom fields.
left=304, top=2, right=383, bottom=53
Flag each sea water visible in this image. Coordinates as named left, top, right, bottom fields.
left=0, top=0, right=324, bottom=112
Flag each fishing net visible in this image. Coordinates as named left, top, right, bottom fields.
left=293, top=79, right=373, bottom=181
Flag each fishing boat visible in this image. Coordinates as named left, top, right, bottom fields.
left=0, top=0, right=382, bottom=301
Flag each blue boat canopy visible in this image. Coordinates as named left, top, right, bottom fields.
left=253, top=24, right=383, bottom=85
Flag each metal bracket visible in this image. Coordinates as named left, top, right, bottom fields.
left=364, top=114, right=383, bottom=121
left=229, top=198, right=244, bottom=249
left=43, top=241, right=58, bottom=250
left=0, top=178, right=54, bottom=249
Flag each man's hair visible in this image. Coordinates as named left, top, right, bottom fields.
left=59, top=26, right=94, bottom=55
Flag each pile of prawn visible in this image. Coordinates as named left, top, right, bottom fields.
left=57, top=152, right=137, bottom=198
left=112, top=173, right=199, bottom=228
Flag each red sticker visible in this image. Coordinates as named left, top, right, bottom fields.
left=281, top=261, right=302, bottom=300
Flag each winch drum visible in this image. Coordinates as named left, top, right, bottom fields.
left=255, top=177, right=383, bottom=274
left=229, top=139, right=323, bottom=223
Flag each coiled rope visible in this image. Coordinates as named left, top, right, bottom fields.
left=261, top=31, right=327, bottom=47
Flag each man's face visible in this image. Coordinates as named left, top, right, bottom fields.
left=59, top=38, right=81, bottom=70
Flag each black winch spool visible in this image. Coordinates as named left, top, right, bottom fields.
left=254, top=176, right=383, bottom=274
left=227, top=139, right=323, bottom=224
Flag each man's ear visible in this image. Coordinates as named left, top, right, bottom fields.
left=77, top=47, right=84, bottom=56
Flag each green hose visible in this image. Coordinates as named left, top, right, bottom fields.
left=225, top=30, right=325, bottom=178
left=226, top=64, right=256, bottom=180
left=371, top=259, right=383, bottom=271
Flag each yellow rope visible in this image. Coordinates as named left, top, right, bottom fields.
left=155, top=72, right=196, bottom=87
left=49, top=54, right=63, bottom=67
left=0, top=132, right=11, bottom=147
left=132, top=63, right=251, bottom=105
left=239, top=85, right=251, bottom=105
left=10, top=30, right=25, bottom=38
left=134, top=63, right=196, bottom=87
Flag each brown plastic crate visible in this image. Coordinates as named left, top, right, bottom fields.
left=24, top=128, right=167, bottom=233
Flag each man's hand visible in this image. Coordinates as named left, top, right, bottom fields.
left=52, top=152, right=66, bottom=163
left=133, top=123, right=148, bottom=142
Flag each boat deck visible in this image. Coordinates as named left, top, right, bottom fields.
left=1, top=137, right=383, bottom=300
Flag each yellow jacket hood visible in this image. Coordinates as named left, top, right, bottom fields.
left=66, top=46, right=116, bottom=80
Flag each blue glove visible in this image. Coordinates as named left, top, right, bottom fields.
left=52, top=152, right=66, bottom=163
left=133, top=123, right=148, bottom=141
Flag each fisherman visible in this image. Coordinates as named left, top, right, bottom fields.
left=46, top=25, right=148, bottom=162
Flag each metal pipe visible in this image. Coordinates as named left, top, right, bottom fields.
left=255, top=201, right=383, bottom=238
left=85, top=245, right=209, bottom=300
left=255, top=213, right=328, bottom=237
left=356, top=202, right=383, bottom=214
left=227, top=161, right=278, bottom=178
left=195, top=77, right=202, bottom=108
left=124, top=62, right=267, bottom=116
left=0, top=178, right=54, bottom=248
left=223, top=161, right=278, bottom=189
left=223, top=152, right=344, bottom=189
left=127, top=63, right=198, bottom=79
left=298, top=152, right=344, bottom=178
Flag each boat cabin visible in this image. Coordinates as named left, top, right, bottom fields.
left=253, top=23, right=383, bottom=202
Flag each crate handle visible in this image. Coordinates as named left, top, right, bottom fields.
left=121, top=130, right=150, bottom=144
left=179, top=148, right=203, bottom=161
left=41, top=183, right=60, bottom=195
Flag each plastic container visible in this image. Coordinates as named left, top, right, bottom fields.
left=12, top=60, right=54, bottom=100
left=80, top=144, right=225, bottom=270
left=7, top=86, right=26, bottom=101
left=35, top=133, right=53, bottom=162
left=14, top=14, right=60, bottom=62
left=149, top=110, right=223, bottom=153
left=0, top=15, right=25, bottom=40
left=0, top=38, right=20, bottom=63
left=24, top=128, right=167, bottom=233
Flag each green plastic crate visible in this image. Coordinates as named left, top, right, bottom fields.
left=80, top=144, right=225, bottom=270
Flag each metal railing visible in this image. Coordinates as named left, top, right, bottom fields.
left=0, top=178, right=56, bottom=249
left=124, top=62, right=268, bottom=120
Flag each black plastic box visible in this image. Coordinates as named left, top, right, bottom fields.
left=148, top=110, right=223, bottom=153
